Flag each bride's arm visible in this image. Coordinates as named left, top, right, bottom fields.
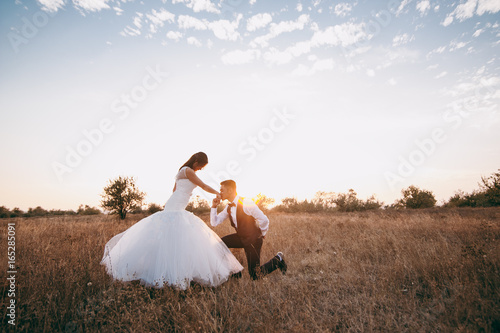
left=173, top=183, right=176, bottom=192
left=185, top=168, right=219, bottom=195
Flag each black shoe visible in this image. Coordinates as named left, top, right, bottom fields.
left=277, top=252, right=287, bottom=275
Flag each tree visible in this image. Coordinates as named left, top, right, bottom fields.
left=480, top=169, right=500, bottom=206
left=254, top=193, right=275, bottom=212
left=334, top=189, right=363, bottom=212
left=312, top=191, right=336, bottom=210
left=397, top=185, right=436, bottom=209
left=100, top=176, right=145, bottom=219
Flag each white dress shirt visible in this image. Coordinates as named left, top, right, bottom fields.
left=210, top=195, right=269, bottom=236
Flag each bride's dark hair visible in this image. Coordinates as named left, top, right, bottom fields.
left=180, top=152, right=208, bottom=170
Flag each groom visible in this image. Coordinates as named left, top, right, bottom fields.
left=211, top=179, right=287, bottom=280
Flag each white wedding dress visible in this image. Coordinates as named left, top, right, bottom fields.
left=101, top=167, right=243, bottom=289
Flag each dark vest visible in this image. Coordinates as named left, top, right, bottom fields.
left=231, top=198, right=262, bottom=246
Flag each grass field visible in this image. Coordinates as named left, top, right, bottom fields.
left=1, top=209, right=499, bottom=332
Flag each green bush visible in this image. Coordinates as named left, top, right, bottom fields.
left=9, top=207, right=24, bottom=218
left=25, top=206, right=49, bottom=217
left=444, top=169, right=500, bottom=207
left=186, top=196, right=211, bottom=214
left=273, top=190, right=382, bottom=213
left=77, top=205, right=101, bottom=215
left=0, top=206, right=10, bottom=218
left=147, top=203, right=163, bottom=214
left=396, top=185, right=436, bottom=209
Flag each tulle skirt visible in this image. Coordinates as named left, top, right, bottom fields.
left=101, top=210, right=243, bottom=289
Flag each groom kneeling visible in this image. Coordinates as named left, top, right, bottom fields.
left=211, top=180, right=287, bottom=280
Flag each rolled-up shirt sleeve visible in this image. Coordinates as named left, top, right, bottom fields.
left=210, top=207, right=228, bottom=227
left=244, top=201, right=269, bottom=236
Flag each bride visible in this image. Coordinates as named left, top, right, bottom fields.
left=101, top=152, right=243, bottom=289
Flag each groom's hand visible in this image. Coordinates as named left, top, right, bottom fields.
left=212, top=197, right=221, bottom=208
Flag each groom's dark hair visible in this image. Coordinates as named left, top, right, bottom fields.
left=220, top=180, right=236, bottom=191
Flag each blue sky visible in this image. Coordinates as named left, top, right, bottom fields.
left=0, top=0, right=499, bottom=210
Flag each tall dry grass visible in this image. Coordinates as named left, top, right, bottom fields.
left=1, top=209, right=499, bottom=332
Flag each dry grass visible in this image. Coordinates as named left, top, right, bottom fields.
left=1, top=209, right=499, bottom=332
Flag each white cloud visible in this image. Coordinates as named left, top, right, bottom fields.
left=296, top=3, right=303, bottom=12
left=334, top=3, right=352, bottom=17
left=73, top=0, right=111, bottom=12
left=121, top=26, right=141, bottom=37
left=435, top=71, right=448, bottom=79
left=477, top=0, right=500, bottom=15
left=442, top=0, right=500, bottom=26
left=392, top=33, right=414, bottom=46
left=395, top=0, right=412, bottom=16
left=250, top=0, right=257, bottom=4
left=453, top=0, right=478, bottom=21
left=187, top=36, right=202, bottom=47
left=286, top=41, right=312, bottom=57
left=450, top=42, right=469, bottom=52
left=146, top=8, right=175, bottom=34
left=263, top=48, right=294, bottom=65
left=178, top=15, right=207, bottom=30
left=208, top=14, right=242, bottom=41
left=427, top=45, right=446, bottom=57
left=311, top=22, right=368, bottom=47
left=172, top=0, right=220, bottom=14
left=366, top=69, right=375, bottom=77
left=251, top=14, right=309, bottom=48
left=133, top=15, right=142, bottom=29
left=440, top=75, right=500, bottom=121
left=442, top=15, right=454, bottom=26
left=166, top=31, right=183, bottom=41
left=449, top=41, right=469, bottom=51
left=256, top=21, right=368, bottom=66
left=221, top=49, right=261, bottom=65
left=247, top=13, right=272, bottom=32
left=271, top=14, right=309, bottom=36
left=37, top=0, right=65, bottom=12
left=416, top=0, right=430, bottom=16
left=388, top=78, right=397, bottom=86
left=121, top=13, right=144, bottom=36
left=473, top=28, right=483, bottom=37
left=339, top=46, right=369, bottom=60
left=369, top=47, right=420, bottom=71
left=113, top=6, right=123, bottom=16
